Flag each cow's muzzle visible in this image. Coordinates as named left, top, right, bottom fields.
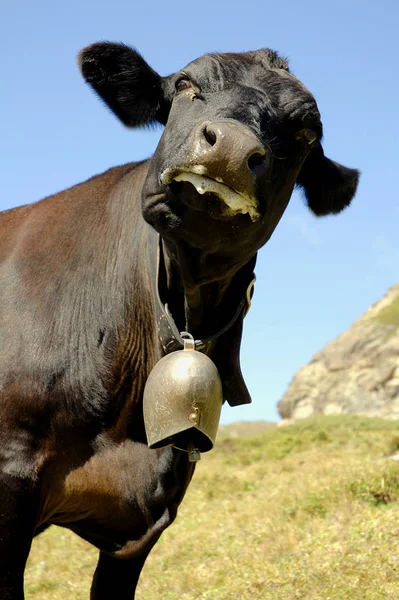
left=161, top=121, right=268, bottom=221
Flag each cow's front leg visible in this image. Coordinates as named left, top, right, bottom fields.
left=0, top=474, right=37, bottom=600
left=90, top=547, right=155, bottom=600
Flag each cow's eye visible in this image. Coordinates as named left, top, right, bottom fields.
left=296, top=128, right=318, bottom=145
left=175, top=78, right=192, bottom=93
left=303, top=128, right=318, bottom=144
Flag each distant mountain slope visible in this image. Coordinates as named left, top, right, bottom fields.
left=217, top=420, right=275, bottom=440
left=278, top=283, right=399, bottom=421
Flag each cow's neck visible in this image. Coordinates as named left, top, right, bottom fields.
left=159, top=238, right=255, bottom=340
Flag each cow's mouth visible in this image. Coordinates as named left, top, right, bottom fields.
left=160, top=168, right=260, bottom=222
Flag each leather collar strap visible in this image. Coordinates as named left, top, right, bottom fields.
left=155, top=239, right=256, bottom=355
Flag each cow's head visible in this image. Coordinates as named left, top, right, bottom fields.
left=79, top=43, right=359, bottom=406
left=80, top=43, right=358, bottom=264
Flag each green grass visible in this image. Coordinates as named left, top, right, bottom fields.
left=373, top=296, right=399, bottom=327
left=26, top=416, right=399, bottom=599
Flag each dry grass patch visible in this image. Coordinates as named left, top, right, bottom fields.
left=26, top=416, right=399, bottom=599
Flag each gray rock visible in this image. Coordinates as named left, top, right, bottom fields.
left=278, top=283, right=399, bottom=421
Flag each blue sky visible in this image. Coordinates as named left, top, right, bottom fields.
left=2, top=0, right=398, bottom=424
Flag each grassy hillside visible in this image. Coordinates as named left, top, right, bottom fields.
left=217, top=420, right=276, bottom=439
left=26, top=416, right=399, bottom=599
left=374, top=295, right=399, bottom=327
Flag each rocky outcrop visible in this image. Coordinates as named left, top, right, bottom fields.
left=278, top=283, right=399, bottom=422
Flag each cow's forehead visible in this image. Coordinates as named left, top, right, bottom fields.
left=181, top=52, right=274, bottom=83
left=178, top=51, right=318, bottom=125
left=183, top=48, right=288, bottom=72
left=180, top=51, right=312, bottom=97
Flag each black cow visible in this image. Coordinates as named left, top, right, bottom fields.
left=0, top=43, right=359, bottom=599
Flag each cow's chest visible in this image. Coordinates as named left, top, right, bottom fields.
left=37, top=440, right=194, bottom=554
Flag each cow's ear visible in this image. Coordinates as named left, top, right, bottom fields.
left=79, top=42, right=171, bottom=127
left=296, top=142, right=360, bottom=216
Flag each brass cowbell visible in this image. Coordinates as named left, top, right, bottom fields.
left=143, top=335, right=223, bottom=461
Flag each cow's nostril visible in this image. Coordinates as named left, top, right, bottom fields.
left=247, top=151, right=266, bottom=173
left=203, top=126, right=217, bottom=147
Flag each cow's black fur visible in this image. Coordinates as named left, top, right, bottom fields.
left=0, top=43, right=359, bottom=598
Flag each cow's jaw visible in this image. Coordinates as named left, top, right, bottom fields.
left=160, top=168, right=260, bottom=222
